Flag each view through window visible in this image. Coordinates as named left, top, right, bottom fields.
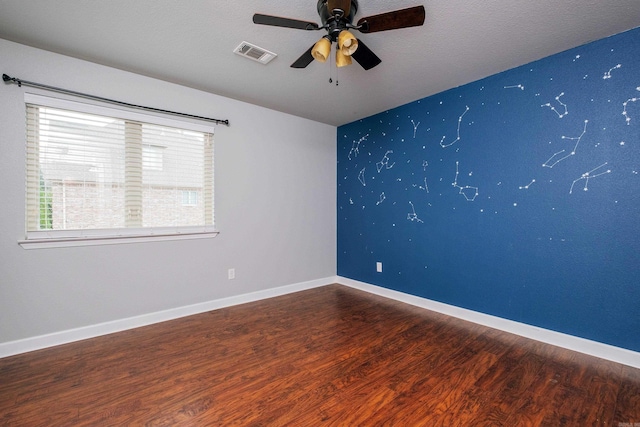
left=25, top=95, right=215, bottom=242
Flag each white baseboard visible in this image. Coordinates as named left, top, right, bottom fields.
left=0, top=276, right=334, bottom=359
left=337, top=276, right=640, bottom=369
left=4, top=276, right=638, bottom=369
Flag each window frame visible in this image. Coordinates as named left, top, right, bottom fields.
left=20, top=93, right=219, bottom=249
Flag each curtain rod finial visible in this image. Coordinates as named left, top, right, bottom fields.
left=3, top=74, right=21, bottom=86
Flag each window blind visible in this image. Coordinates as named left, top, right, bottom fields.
left=25, top=94, right=215, bottom=241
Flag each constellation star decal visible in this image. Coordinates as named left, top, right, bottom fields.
left=348, top=134, right=368, bottom=160
left=622, top=87, right=640, bottom=125
left=541, top=92, right=568, bottom=118
left=504, top=84, right=525, bottom=90
left=407, top=201, right=424, bottom=223
left=376, top=151, right=395, bottom=173
left=358, top=168, right=366, bottom=186
left=440, top=106, right=470, bottom=148
left=543, top=120, right=588, bottom=168
left=376, top=192, right=386, bottom=205
left=419, top=177, right=429, bottom=193
left=452, top=161, right=479, bottom=201
left=603, top=64, right=621, bottom=80
left=411, top=120, right=420, bottom=138
left=519, top=179, right=536, bottom=190
left=569, top=162, right=611, bottom=194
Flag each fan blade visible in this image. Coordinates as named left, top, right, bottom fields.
left=291, top=45, right=316, bottom=68
left=327, top=0, right=351, bottom=17
left=351, top=39, right=381, bottom=70
left=253, top=13, right=320, bottom=30
left=357, top=5, right=425, bottom=33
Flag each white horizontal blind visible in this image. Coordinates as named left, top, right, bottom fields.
left=25, top=95, right=215, bottom=241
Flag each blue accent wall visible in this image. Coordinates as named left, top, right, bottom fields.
left=337, top=27, right=640, bottom=352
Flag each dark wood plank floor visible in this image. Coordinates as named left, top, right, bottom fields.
left=1, top=284, right=639, bottom=426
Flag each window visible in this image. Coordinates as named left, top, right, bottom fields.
left=182, top=190, right=198, bottom=206
left=23, top=93, right=216, bottom=247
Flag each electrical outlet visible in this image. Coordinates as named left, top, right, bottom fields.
left=228, top=268, right=235, bottom=280
left=376, top=262, right=383, bottom=273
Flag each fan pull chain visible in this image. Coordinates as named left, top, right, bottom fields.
left=328, top=46, right=334, bottom=85
left=328, top=45, right=339, bottom=86
left=334, top=44, right=339, bottom=86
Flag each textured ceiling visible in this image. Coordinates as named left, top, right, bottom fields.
left=1, top=0, right=639, bottom=126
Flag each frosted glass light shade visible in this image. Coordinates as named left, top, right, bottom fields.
left=336, top=49, right=352, bottom=67
left=312, top=38, right=331, bottom=62
left=338, top=30, right=358, bottom=56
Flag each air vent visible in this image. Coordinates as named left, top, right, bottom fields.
left=233, top=41, right=277, bottom=65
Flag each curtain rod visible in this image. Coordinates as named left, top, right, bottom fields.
left=3, top=73, right=230, bottom=127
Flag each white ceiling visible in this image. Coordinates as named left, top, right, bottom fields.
left=1, top=0, right=639, bottom=126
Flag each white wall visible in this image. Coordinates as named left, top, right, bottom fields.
left=0, top=39, right=337, bottom=345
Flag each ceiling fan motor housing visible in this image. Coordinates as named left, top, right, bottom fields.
left=317, top=0, right=359, bottom=41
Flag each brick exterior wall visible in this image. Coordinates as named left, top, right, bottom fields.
left=50, top=182, right=203, bottom=229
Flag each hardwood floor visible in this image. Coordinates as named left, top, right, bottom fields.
left=1, top=284, right=639, bottom=426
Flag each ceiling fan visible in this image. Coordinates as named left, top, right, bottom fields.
left=253, top=0, right=426, bottom=70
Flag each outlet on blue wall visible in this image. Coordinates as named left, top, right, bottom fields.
left=337, top=27, right=640, bottom=352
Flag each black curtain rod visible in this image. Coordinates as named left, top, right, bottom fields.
left=3, top=73, right=230, bottom=127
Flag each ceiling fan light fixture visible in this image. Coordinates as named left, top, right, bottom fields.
left=338, top=30, right=358, bottom=56
left=336, top=49, right=353, bottom=67
left=312, top=37, right=331, bottom=62
left=254, top=1, right=425, bottom=70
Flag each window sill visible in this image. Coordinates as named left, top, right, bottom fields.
left=19, top=231, right=220, bottom=250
